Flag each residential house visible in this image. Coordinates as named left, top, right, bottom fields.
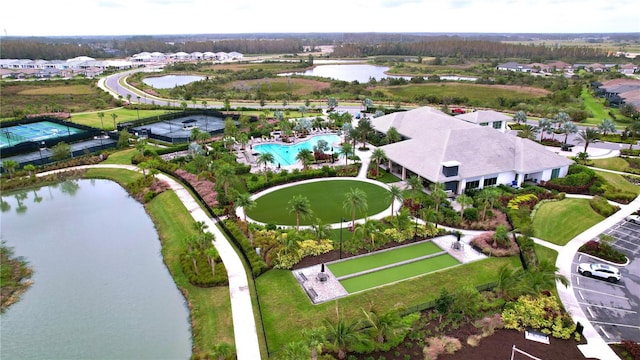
left=454, top=110, right=511, bottom=132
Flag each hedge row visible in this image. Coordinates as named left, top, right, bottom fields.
left=222, top=220, right=269, bottom=277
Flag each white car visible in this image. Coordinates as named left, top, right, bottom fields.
left=626, top=214, right=640, bottom=224
left=578, top=263, right=621, bottom=283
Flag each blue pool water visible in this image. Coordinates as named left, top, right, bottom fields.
left=254, top=134, right=341, bottom=166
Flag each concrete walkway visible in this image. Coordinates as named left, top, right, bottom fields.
left=39, top=164, right=262, bottom=360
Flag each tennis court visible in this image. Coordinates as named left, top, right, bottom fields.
left=131, top=115, right=227, bottom=143
left=0, top=121, right=84, bottom=148
left=339, top=253, right=460, bottom=293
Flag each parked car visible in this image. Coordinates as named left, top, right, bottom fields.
left=625, top=214, right=640, bottom=224
left=451, top=108, right=466, bottom=114
left=578, top=262, right=621, bottom=282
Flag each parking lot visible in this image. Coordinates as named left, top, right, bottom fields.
left=571, top=218, right=640, bottom=343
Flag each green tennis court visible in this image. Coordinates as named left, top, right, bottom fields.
left=328, top=241, right=443, bottom=277
left=339, top=253, right=460, bottom=293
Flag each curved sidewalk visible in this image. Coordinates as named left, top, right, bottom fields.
left=40, top=164, right=262, bottom=360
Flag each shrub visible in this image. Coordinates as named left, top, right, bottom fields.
left=469, top=232, right=519, bottom=257
left=619, top=340, right=640, bottom=359
left=589, top=195, right=619, bottom=216
left=422, top=336, right=462, bottom=360
left=463, top=207, right=479, bottom=222
left=578, top=240, right=627, bottom=264
left=502, top=294, right=577, bottom=340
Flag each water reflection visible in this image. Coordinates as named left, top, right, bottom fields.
left=5, top=180, right=80, bottom=215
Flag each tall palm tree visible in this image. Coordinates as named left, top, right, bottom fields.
left=2, top=160, right=18, bottom=179
left=355, top=117, right=373, bottom=148
left=339, top=142, right=354, bottom=168
left=405, top=175, right=424, bottom=202
left=477, top=187, right=500, bottom=221
left=110, top=112, right=118, bottom=130
left=288, top=195, right=313, bottom=230
left=429, top=182, right=447, bottom=213
left=311, top=218, right=332, bottom=243
left=370, top=148, right=386, bottom=175
left=205, top=247, right=218, bottom=278
left=387, top=185, right=404, bottom=218
left=597, top=119, right=617, bottom=137
left=577, top=127, right=600, bottom=153
left=214, top=163, right=237, bottom=199
left=456, top=194, right=473, bottom=219
left=343, top=188, right=368, bottom=229
left=538, top=118, right=553, bottom=141
left=561, top=120, right=578, bottom=144
left=235, top=192, right=256, bottom=223
left=296, top=148, right=314, bottom=170
left=257, top=152, right=275, bottom=182
left=97, top=111, right=105, bottom=132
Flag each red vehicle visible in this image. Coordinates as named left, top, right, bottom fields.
left=451, top=108, right=466, bottom=114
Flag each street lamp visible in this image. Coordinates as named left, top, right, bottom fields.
left=339, top=217, right=346, bottom=259
left=414, top=215, right=419, bottom=240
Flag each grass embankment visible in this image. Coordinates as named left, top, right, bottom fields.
left=71, top=109, right=175, bottom=130
left=257, top=256, right=518, bottom=352
left=591, top=157, right=630, bottom=172
left=101, top=149, right=137, bottom=165
left=533, top=198, right=604, bottom=246
left=83, top=168, right=234, bottom=356
left=595, top=170, right=640, bottom=195
left=246, top=180, right=391, bottom=225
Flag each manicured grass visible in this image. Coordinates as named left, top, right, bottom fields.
left=102, top=148, right=137, bottom=165
left=328, top=241, right=442, bottom=277
left=71, top=109, right=175, bottom=130
left=246, top=179, right=390, bottom=225
left=340, top=254, right=459, bottom=293
left=595, top=170, right=640, bottom=195
left=591, top=157, right=630, bottom=172
left=84, top=167, right=142, bottom=185
left=580, top=88, right=631, bottom=126
left=533, top=198, right=604, bottom=246
left=373, top=169, right=402, bottom=183
left=257, top=256, right=518, bottom=351
left=82, top=168, right=234, bottom=356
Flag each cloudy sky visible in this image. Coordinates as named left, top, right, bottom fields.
left=1, top=0, right=638, bottom=37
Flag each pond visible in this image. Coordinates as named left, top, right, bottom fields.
left=279, top=63, right=477, bottom=83
left=143, top=74, right=206, bottom=89
left=0, top=179, right=192, bottom=359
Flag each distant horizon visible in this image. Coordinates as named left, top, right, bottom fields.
left=1, top=0, right=638, bottom=37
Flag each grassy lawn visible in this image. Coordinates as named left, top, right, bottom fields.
left=384, top=83, right=548, bottom=103
left=340, top=254, right=459, bottom=293
left=82, top=168, right=234, bottom=356
left=257, top=255, right=518, bottom=352
left=102, top=148, right=137, bottom=165
left=246, top=179, right=391, bottom=225
left=580, top=88, right=630, bottom=127
left=590, top=157, right=629, bottom=172
left=533, top=198, right=604, bottom=246
left=372, top=169, right=402, bottom=183
left=595, top=170, right=640, bottom=195
left=328, top=241, right=442, bottom=277
left=71, top=109, right=175, bottom=130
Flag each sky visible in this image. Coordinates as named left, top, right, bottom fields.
left=1, top=0, right=638, bottom=37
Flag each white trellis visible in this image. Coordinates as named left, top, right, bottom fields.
left=510, top=345, right=542, bottom=360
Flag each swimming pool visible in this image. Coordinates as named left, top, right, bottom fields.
left=253, top=134, right=341, bottom=166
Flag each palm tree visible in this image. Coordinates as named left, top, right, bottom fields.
left=343, top=188, right=368, bottom=229
left=517, top=124, right=540, bottom=141
left=288, top=195, right=313, bottom=230
left=538, top=118, right=553, bottom=141
left=186, top=249, right=200, bottom=275
left=477, top=187, right=500, bottom=221
left=513, top=110, right=527, bottom=124
left=495, top=264, right=524, bottom=300
left=310, top=218, right=332, bottom=243
left=361, top=307, right=409, bottom=344
left=561, top=120, right=578, bottom=144
left=205, top=247, right=218, bottom=278
left=525, top=259, right=569, bottom=293
left=370, top=148, right=386, bottom=176
left=214, top=163, right=237, bottom=199
left=386, top=127, right=401, bottom=144
left=456, top=194, right=474, bottom=219
left=429, top=182, right=447, bottom=213
left=235, top=192, right=256, bottom=223
left=355, top=117, right=373, bottom=148
left=339, top=142, right=354, bottom=168
left=296, top=148, right=314, bottom=170
left=110, top=112, right=118, bottom=130
left=597, top=119, right=617, bottom=137
left=257, top=152, right=275, bottom=181
left=322, top=314, right=367, bottom=359
left=2, top=160, right=19, bottom=179
left=302, top=327, right=325, bottom=360
left=387, top=185, right=404, bottom=218
left=353, top=218, right=385, bottom=252
left=97, top=111, right=105, bottom=132
left=577, top=127, right=600, bottom=153
left=23, top=164, right=36, bottom=179
left=405, top=175, right=424, bottom=202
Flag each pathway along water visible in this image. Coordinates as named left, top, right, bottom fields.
left=0, top=179, right=191, bottom=359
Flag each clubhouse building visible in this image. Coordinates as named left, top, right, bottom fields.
left=371, top=107, right=573, bottom=195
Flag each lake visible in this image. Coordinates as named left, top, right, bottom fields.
left=143, top=74, right=205, bottom=89
left=0, top=179, right=192, bottom=360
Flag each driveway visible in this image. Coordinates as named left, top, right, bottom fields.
left=570, top=218, right=640, bottom=343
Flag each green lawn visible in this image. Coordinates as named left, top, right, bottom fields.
left=340, top=254, right=459, bottom=293
left=580, top=88, right=630, bottom=127
left=328, top=241, right=442, bottom=277
left=71, top=109, right=175, bottom=130
left=257, top=256, right=518, bottom=352
left=595, top=170, right=640, bottom=195
left=102, top=148, right=137, bottom=165
left=84, top=167, right=142, bottom=185
left=590, top=157, right=630, bottom=172
left=373, top=169, right=402, bottom=183
left=385, top=83, right=546, bottom=103
left=246, top=179, right=390, bottom=225
left=533, top=198, right=604, bottom=245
